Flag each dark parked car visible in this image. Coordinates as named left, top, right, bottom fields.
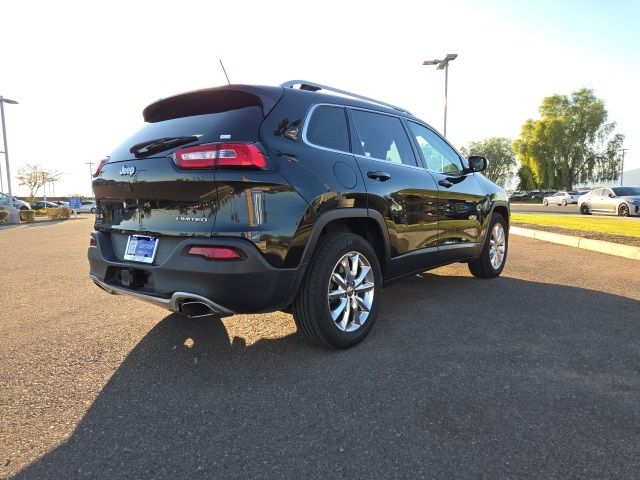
left=89, top=81, right=510, bottom=348
left=31, top=201, right=59, bottom=210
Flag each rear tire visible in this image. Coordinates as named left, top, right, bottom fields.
left=561, top=199, right=567, bottom=206
left=580, top=203, right=590, bottom=215
left=543, top=199, right=548, bottom=206
left=468, top=213, right=508, bottom=279
left=292, top=233, right=382, bottom=349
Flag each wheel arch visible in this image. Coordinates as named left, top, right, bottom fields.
left=282, top=209, right=390, bottom=308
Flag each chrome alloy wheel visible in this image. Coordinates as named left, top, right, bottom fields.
left=327, top=251, right=375, bottom=332
left=489, top=223, right=506, bottom=270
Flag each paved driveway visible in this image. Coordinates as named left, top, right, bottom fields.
left=1, top=220, right=639, bottom=479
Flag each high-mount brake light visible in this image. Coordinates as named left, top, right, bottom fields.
left=174, top=144, right=266, bottom=169
left=93, top=158, right=108, bottom=177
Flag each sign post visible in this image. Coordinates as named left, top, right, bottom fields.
left=69, top=197, right=81, bottom=219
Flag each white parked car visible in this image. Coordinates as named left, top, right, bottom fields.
left=78, top=201, right=97, bottom=213
left=542, top=191, right=581, bottom=206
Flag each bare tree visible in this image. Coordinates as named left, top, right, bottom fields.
left=16, top=164, right=61, bottom=203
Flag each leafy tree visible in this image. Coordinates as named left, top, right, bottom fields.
left=16, top=164, right=61, bottom=203
left=460, top=137, right=517, bottom=188
left=512, top=88, right=624, bottom=191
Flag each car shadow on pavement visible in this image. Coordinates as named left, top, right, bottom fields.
left=12, top=273, right=640, bottom=479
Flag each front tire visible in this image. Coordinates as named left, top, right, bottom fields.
left=543, top=199, right=548, bottom=206
left=618, top=204, right=629, bottom=217
left=468, top=213, right=508, bottom=279
left=292, top=233, right=382, bottom=349
left=580, top=203, right=590, bottom=215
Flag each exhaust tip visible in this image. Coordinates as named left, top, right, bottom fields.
left=178, top=299, right=217, bottom=318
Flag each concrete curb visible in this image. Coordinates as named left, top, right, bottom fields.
left=511, top=226, right=640, bottom=261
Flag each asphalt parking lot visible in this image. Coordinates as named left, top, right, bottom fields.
left=1, top=219, right=639, bottom=479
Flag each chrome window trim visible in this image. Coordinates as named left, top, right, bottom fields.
left=301, top=103, right=353, bottom=157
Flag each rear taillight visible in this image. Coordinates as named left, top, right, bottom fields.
left=89, top=233, right=97, bottom=247
left=188, top=246, right=243, bottom=261
left=93, top=158, right=108, bottom=177
left=174, top=144, right=266, bottom=169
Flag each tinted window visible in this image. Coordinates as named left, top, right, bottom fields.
left=612, top=187, right=640, bottom=196
left=602, top=189, right=613, bottom=197
left=350, top=110, right=417, bottom=166
left=306, top=106, right=349, bottom=152
left=407, top=122, right=463, bottom=174
left=108, top=106, right=264, bottom=162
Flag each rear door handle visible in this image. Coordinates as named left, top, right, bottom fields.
left=367, top=171, right=391, bottom=182
left=438, top=179, right=453, bottom=188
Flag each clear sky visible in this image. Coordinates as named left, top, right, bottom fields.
left=1, top=0, right=638, bottom=197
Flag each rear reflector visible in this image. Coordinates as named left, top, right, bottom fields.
left=174, top=143, right=266, bottom=169
left=93, top=158, right=108, bottom=177
left=188, top=246, right=243, bottom=261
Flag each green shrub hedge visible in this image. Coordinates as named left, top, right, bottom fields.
left=47, top=207, right=72, bottom=220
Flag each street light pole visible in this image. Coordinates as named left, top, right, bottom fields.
left=619, top=148, right=629, bottom=186
left=423, top=54, right=458, bottom=137
left=0, top=96, right=19, bottom=200
left=85, top=162, right=94, bottom=196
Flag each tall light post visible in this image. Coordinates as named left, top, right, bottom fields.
left=619, top=148, right=629, bottom=186
left=85, top=162, right=94, bottom=196
left=1, top=95, right=19, bottom=199
left=423, top=54, right=458, bottom=137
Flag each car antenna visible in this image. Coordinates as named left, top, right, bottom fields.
left=219, top=58, right=231, bottom=85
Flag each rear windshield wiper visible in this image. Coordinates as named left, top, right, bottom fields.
left=130, top=135, right=201, bottom=157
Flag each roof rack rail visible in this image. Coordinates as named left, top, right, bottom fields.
left=281, top=80, right=412, bottom=115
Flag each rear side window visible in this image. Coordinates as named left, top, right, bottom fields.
left=108, top=106, right=264, bottom=162
left=306, top=106, right=350, bottom=152
left=350, top=110, right=417, bottom=167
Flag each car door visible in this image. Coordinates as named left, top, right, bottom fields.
left=347, top=108, right=440, bottom=278
left=601, top=188, right=616, bottom=213
left=589, top=188, right=605, bottom=211
left=405, top=121, right=486, bottom=262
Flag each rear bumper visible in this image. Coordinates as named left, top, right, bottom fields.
left=88, top=231, right=303, bottom=314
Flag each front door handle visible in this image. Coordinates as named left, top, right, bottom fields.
left=438, top=179, right=453, bottom=188
left=367, top=171, right=391, bottom=182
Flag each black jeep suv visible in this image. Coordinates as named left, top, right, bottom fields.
left=89, top=80, right=509, bottom=349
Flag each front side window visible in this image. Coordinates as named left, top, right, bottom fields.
left=407, top=122, right=463, bottom=174
left=602, top=189, right=613, bottom=197
left=306, top=106, right=350, bottom=152
left=350, top=110, right=417, bottom=167
left=592, top=188, right=604, bottom=196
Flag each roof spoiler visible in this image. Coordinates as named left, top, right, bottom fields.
left=143, top=85, right=284, bottom=123
left=281, top=80, right=412, bottom=115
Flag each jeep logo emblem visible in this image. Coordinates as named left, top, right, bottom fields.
left=119, top=165, right=136, bottom=176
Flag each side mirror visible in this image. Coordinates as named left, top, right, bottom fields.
left=467, top=156, right=488, bottom=173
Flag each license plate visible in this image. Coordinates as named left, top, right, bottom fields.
left=123, top=235, right=159, bottom=264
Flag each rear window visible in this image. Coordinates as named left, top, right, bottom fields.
left=306, top=106, right=350, bottom=152
left=108, top=106, right=264, bottom=162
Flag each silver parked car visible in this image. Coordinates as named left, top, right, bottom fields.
left=543, top=191, right=581, bottom=206
left=78, top=200, right=97, bottom=213
left=0, top=192, right=31, bottom=210
left=578, top=187, right=640, bottom=217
